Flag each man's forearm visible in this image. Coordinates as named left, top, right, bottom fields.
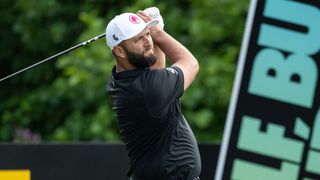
left=150, top=28, right=197, bottom=66
left=150, top=28, right=199, bottom=90
left=150, top=45, right=166, bottom=69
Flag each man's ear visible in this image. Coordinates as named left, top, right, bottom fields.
left=113, top=46, right=126, bottom=59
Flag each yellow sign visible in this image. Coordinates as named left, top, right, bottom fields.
left=0, top=170, right=30, bottom=180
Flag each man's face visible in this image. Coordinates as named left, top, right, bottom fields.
left=122, top=45, right=157, bottom=68
left=121, top=29, right=157, bottom=68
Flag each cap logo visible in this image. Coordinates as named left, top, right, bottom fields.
left=112, top=34, right=119, bottom=41
left=129, top=14, right=141, bottom=24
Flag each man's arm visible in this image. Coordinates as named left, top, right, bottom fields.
left=152, top=29, right=199, bottom=90
left=137, top=11, right=199, bottom=90
left=150, top=44, right=166, bottom=69
left=138, top=10, right=166, bottom=69
left=150, top=29, right=199, bottom=90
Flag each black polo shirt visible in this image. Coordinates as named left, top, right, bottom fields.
left=107, top=66, right=201, bottom=180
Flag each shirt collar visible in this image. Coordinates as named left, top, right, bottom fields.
left=112, top=66, right=150, bottom=80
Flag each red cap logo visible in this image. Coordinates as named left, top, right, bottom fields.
left=129, top=14, right=141, bottom=24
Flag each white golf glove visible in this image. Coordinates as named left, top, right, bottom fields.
left=144, top=7, right=164, bottom=29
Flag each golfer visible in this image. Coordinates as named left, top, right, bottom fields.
left=106, top=8, right=201, bottom=180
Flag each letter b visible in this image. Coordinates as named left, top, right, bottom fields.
left=248, top=49, right=317, bottom=108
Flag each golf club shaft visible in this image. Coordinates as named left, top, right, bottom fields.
left=0, top=33, right=106, bottom=82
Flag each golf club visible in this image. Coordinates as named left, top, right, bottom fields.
left=0, top=33, right=106, bottom=82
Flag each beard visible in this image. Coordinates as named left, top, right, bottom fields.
left=123, top=46, right=157, bottom=69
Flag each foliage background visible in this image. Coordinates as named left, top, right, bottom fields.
left=0, top=0, right=249, bottom=143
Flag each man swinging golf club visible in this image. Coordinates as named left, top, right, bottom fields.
left=106, top=7, right=201, bottom=180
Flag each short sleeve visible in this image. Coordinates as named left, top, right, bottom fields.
left=144, top=66, right=184, bottom=118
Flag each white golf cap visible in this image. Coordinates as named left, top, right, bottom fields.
left=106, top=13, right=159, bottom=49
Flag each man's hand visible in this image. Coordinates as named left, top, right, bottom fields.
left=143, top=7, right=164, bottom=29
